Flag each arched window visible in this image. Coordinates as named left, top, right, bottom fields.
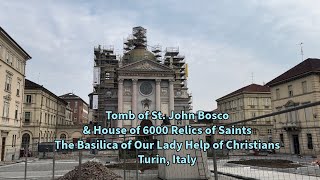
left=60, top=134, right=66, bottom=140
left=22, top=133, right=30, bottom=148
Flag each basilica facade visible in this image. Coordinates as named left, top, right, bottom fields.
left=116, top=59, right=176, bottom=129
left=89, top=26, right=192, bottom=133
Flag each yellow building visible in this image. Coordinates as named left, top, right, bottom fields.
left=22, top=79, right=73, bottom=152
left=22, top=79, right=85, bottom=154
left=216, top=84, right=273, bottom=142
left=0, top=27, right=31, bottom=161
left=267, top=58, right=320, bottom=155
left=65, top=105, right=73, bottom=126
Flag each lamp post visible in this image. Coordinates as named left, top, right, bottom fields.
left=211, top=114, right=218, bottom=180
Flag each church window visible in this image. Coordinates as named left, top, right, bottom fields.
left=140, top=81, right=153, bottom=96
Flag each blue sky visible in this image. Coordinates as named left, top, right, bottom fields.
left=1, top=0, right=320, bottom=111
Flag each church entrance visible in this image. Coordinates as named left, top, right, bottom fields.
left=139, top=120, right=153, bottom=141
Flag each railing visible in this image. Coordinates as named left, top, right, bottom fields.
left=165, top=47, right=179, bottom=53
left=94, top=45, right=114, bottom=52
left=1, top=102, right=320, bottom=180
left=151, top=45, right=162, bottom=52
left=209, top=101, right=320, bottom=180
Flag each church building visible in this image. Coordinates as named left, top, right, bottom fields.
left=89, top=26, right=192, bottom=134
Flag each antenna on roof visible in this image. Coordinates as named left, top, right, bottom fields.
left=298, top=42, right=304, bottom=61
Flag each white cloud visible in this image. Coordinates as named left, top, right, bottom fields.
left=0, top=1, right=138, bottom=102
left=249, top=0, right=320, bottom=42
left=146, top=31, right=283, bottom=110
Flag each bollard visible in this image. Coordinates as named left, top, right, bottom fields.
left=136, top=147, right=139, bottom=180
left=52, top=143, right=55, bottom=180
left=24, top=147, right=27, bottom=180
left=79, top=150, right=82, bottom=179
left=123, top=135, right=126, bottom=180
left=211, top=132, right=218, bottom=180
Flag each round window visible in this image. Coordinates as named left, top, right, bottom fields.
left=140, top=82, right=153, bottom=96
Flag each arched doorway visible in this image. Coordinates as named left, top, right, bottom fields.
left=71, top=132, right=82, bottom=145
left=139, top=120, right=153, bottom=141
left=60, top=134, right=66, bottom=140
left=161, top=114, right=171, bottom=126
left=22, top=133, right=30, bottom=149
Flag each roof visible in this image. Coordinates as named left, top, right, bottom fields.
left=60, top=93, right=88, bottom=106
left=118, top=59, right=174, bottom=72
left=25, top=79, right=67, bottom=105
left=217, top=84, right=270, bottom=101
left=0, top=26, right=32, bottom=60
left=267, top=58, right=320, bottom=87
left=122, top=47, right=156, bottom=63
left=212, top=108, right=220, bottom=113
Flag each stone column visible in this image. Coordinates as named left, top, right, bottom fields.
left=156, top=79, right=161, bottom=126
left=132, top=79, right=138, bottom=127
left=117, top=79, right=123, bottom=128
left=169, top=79, right=175, bottom=125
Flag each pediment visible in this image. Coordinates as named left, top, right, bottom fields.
left=118, top=59, right=173, bottom=72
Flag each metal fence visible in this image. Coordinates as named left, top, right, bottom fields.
left=0, top=139, right=158, bottom=180
left=209, top=101, right=320, bottom=180
left=0, top=102, right=320, bottom=179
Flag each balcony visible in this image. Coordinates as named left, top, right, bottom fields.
left=282, top=121, right=301, bottom=131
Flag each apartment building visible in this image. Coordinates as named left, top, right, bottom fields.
left=0, top=27, right=31, bottom=161
left=60, top=93, right=88, bottom=125
left=22, top=79, right=72, bottom=152
left=216, top=84, right=273, bottom=142
left=266, top=58, right=320, bottom=155
left=65, top=105, right=73, bottom=125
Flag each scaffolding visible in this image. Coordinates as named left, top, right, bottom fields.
left=123, top=34, right=134, bottom=53
left=151, top=44, right=162, bottom=63
left=165, top=47, right=179, bottom=56
left=189, top=92, right=193, bottom=105
left=91, top=44, right=119, bottom=128
left=94, top=45, right=117, bottom=62
left=91, top=26, right=192, bottom=129
left=132, top=26, right=147, bottom=48
left=163, top=47, right=187, bottom=88
left=123, top=26, right=148, bottom=54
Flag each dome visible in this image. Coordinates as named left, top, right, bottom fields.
left=122, top=47, right=156, bottom=63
